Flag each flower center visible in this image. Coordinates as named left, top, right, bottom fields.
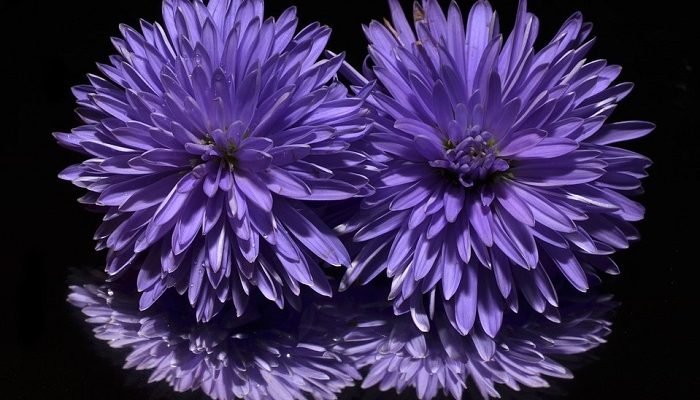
left=202, top=134, right=239, bottom=168
left=430, top=131, right=509, bottom=188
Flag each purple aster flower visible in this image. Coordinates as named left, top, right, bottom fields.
left=55, top=0, right=375, bottom=321
left=339, top=286, right=615, bottom=400
left=338, top=0, right=652, bottom=335
left=68, top=277, right=360, bottom=400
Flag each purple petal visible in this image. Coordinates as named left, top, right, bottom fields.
left=237, top=149, right=272, bottom=172
left=589, top=121, right=655, bottom=145
left=498, top=128, right=546, bottom=157
left=441, top=241, right=462, bottom=300
left=477, top=270, right=503, bottom=338
left=261, top=167, right=312, bottom=198
left=274, top=200, right=350, bottom=267
left=468, top=198, right=494, bottom=247
left=515, top=137, right=579, bottom=159
left=412, top=232, right=441, bottom=281
left=414, top=135, right=444, bottom=161
left=234, top=170, right=273, bottom=212
left=444, top=185, right=465, bottom=223
left=542, top=244, right=589, bottom=291
left=495, top=183, right=535, bottom=226
left=390, top=178, right=436, bottom=211
left=454, top=264, right=478, bottom=335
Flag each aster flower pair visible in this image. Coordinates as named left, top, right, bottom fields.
left=57, top=0, right=650, bottom=353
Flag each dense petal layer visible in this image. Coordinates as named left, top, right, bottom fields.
left=56, top=0, right=377, bottom=320
left=340, top=0, right=650, bottom=335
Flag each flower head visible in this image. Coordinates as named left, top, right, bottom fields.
left=56, top=0, right=374, bottom=321
left=339, top=0, right=651, bottom=335
left=339, top=287, right=615, bottom=400
left=68, top=278, right=360, bottom=400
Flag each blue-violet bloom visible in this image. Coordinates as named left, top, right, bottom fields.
left=56, top=0, right=374, bottom=322
left=339, top=0, right=652, bottom=336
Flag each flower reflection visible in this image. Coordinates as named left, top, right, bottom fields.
left=69, top=274, right=615, bottom=400
left=68, top=277, right=360, bottom=400
left=338, top=289, right=615, bottom=400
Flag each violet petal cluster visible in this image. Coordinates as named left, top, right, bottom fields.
left=56, top=0, right=374, bottom=322
left=339, top=0, right=651, bottom=335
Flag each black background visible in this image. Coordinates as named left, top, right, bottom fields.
left=2, top=0, right=697, bottom=398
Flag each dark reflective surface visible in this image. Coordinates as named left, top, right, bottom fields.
left=4, top=0, right=696, bottom=398
left=66, top=271, right=616, bottom=400
left=67, top=271, right=360, bottom=400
